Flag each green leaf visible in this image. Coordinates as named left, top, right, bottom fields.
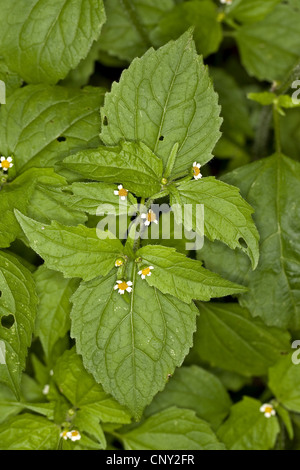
left=73, top=409, right=106, bottom=449
left=193, top=302, right=291, bottom=377
left=15, top=211, right=125, bottom=281
left=54, top=348, right=131, bottom=424
left=0, top=168, right=86, bottom=249
left=281, top=109, right=300, bottom=161
left=0, top=251, right=38, bottom=397
left=0, top=414, right=60, bottom=450
left=172, top=177, right=259, bottom=268
left=34, top=266, right=78, bottom=359
left=199, top=154, right=300, bottom=330
left=235, top=4, right=300, bottom=81
left=136, top=245, right=247, bottom=303
left=145, top=365, right=231, bottom=430
left=248, top=92, right=276, bottom=106
left=53, top=182, right=137, bottom=215
left=98, top=0, right=175, bottom=62
left=0, top=85, right=105, bottom=172
left=0, top=0, right=106, bottom=84
left=100, top=31, right=222, bottom=176
left=227, top=0, right=281, bottom=23
left=150, top=1, right=223, bottom=58
left=62, top=141, right=163, bottom=198
left=217, top=397, right=280, bottom=450
left=0, top=59, right=22, bottom=97
left=269, top=354, right=300, bottom=413
left=121, top=407, right=225, bottom=450
left=71, top=268, right=198, bottom=419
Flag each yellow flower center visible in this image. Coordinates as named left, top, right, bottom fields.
left=71, top=431, right=79, bottom=437
left=115, top=259, right=123, bottom=267
left=61, top=431, right=68, bottom=438
left=142, top=267, right=151, bottom=276
left=264, top=406, right=273, bottom=414
left=118, top=281, right=128, bottom=291
left=1, top=160, right=10, bottom=169
left=118, top=188, right=128, bottom=197
left=193, top=166, right=201, bottom=176
left=147, top=210, right=156, bottom=222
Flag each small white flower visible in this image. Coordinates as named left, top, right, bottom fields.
left=260, top=403, right=276, bottom=418
left=67, top=430, right=81, bottom=442
left=192, top=162, right=202, bottom=180
left=42, top=384, right=50, bottom=395
left=138, top=266, right=154, bottom=279
left=1, top=156, right=13, bottom=172
left=115, top=258, right=124, bottom=267
left=60, top=430, right=69, bottom=440
left=114, top=280, right=133, bottom=295
left=141, top=209, right=158, bottom=226
left=114, top=184, right=128, bottom=200
left=220, top=0, right=232, bottom=4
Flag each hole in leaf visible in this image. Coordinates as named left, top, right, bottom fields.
left=238, top=238, right=248, bottom=249
left=159, top=135, right=164, bottom=141
left=103, top=116, right=108, bottom=126
left=57, top=136, right=66, bottom=142
left=1, top=314, right=15, bottom=329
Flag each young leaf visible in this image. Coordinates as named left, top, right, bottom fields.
left=217, top=397, right=280, bottom=450
left=269, top=354, right=300, bottom=413
left=98, top=0, right=175, bottom=62
left=71, top=269, right=198, bottom=419
left=150, top=0, right=222, bottom=58
left=54, top=348, right=131, bottom=424
left=0, top=85, right=105, bottom=172
left=199, top=154, right=300, bottom=330
left=100, top=31, right=222, bottom=176
left=193, top=302, right=291, bottom=377
left=62, top=141, right=163, bottom=198
left=0, top=252, right=38, bottom=398
left=0, top=414, right=60, bottom=450
left=136, top=245, right=247, bottom=303
left=34, top=266, right=78, bottom=359
left=0, top=0, right=106, bottom=84
left=51, top=182, right=137, bottom=216
left=235, top=4, right=300, bottom=81
left=121, top=407, right=225, bottom=450
left=145, top=366, right=231, bottom=430
left=172, top=177, right=260, bottom=268
left=15, top=211, right=125, bottom=281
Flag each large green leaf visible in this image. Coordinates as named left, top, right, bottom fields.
left=217, top=397, right=280, bottom=450
left=227, top=0, right=281, bottom=23
left=0, top=85, right=105, bottom=172
left=71, top=268, right=198, bottom=419
left=0, top=59, right=22, bottom=97
left=0, top=414, right=60, bottom=450
left=150, top=0, right=222, bottom=58
left=54, top=348, right=131, bottom=423
left=0, top=252, right=38, bottom=397
left=15, top=211, right=125, bottom=281
left=172, top=177, right=259, bottom=268
left=98, top=0, right=175, bottom=62
left=235, top=4, right=300, bottom=81
left=62, top=141, right=163, bottom=198
left=145, top=366, right=231, bottom=430
left=0, top=0, right=106, bottom=84
left=199, top=154, right=300, bottom=330
left=34, top=266, right=78, bottom=359
left=269, top=354, right=300, bottom=413
left=100, top=32, right=222, bottom=176
left=121, top=407, right=225, bottom=450
left=136, top=245, right=247, bottom=303
left=193, top=302, right=291, bottom=377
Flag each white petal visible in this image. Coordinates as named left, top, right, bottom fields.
left=114, top=285, right=119, bottom=290
left=0, top=157, right=4, bottom=161
left=138, top=270, right=142, bottom=275
left=118, top=184, right=123, bottom=190
left=147, top=272, right=152, bottom=276
left=10, top=163, right=13, bottom=167
left=141, top=213, right=147, bottom=219
left=260, top=405, right=266, bottom=412
left=265, top=413, right=271, bottom=418
left=7, top=157, right=12, bottom=162
left=149, top=266, right=154, bottom=270
left=141, top=275, right=145, bottom=279
left=144, top=220, right=150, bottom=226
left=154, top=220, right=158, bottom=224
left=2, top=168, right=8, bottom=172
left=114, top=190, right=119, bottom=195
left=126, top=287, right=132, bottom=292
left=119, top=290, right=125, bottom=294
left=127, top=281, right=133, bottom=286
left=193, top=161, right=197, bottom=166
left=121, top=196, right=126, bottom=200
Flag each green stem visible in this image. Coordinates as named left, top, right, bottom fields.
left=273, top=104, right=282, bottom=154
